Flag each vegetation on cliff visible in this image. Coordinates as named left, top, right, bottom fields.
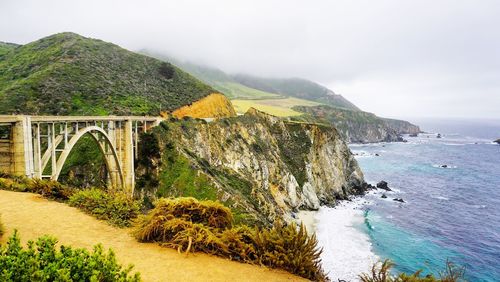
left=360, top=259, right=465, bottom=282
left=0, top=231, right=140, bottom=281
left=134, top=197, right=327, bottom=281
left=135, top=109, right=365, bottom=226
left=292, top=105, right=420, bottom=143
left=0, top=32, right=221, bottom=115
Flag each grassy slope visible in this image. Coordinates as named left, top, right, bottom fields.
left=141, top=52, right=282, bottom=100
left=0, top=33, right=216, bottom=115
left=0, top=42, right=19, bottom=57
left=0, top=190, right=303, bottom=282
left=232, top=74, right=360, bottom=111
left=232, top=97, right=321, bottom=117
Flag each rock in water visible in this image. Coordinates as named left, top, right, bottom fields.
left=393, top=198, right=405, bottom=203
left=494, top=139, right=500, bottom=145
left=437, top=133, right=442, bottom=138
left=441, top=164, right=448, bottom=168
left=381, top=194, right=388, bottom=199
left=376, top=180, right=392, bottom=191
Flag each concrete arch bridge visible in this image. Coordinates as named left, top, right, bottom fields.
left=0, top=116, right=162, bottom=194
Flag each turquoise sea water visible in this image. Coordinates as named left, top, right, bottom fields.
left=351, top=120, right=500, bottom=281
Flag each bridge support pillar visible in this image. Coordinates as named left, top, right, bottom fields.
left=11, top=116, right=33, bottom=177
left=117, top=120, right=135, bottom=195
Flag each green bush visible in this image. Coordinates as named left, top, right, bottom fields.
left=0, top=215, right=4, bottom=239
left=69, top=188, right=140, bottom=227
left=26, top=179, right=74, bottom=200
left=134, top=197, right=327, bottom=281
left=0, top=176, right=74, bottom=201
left=0, top=230, right=140, bottom=281
left=359, top=259, right=466, bottom=282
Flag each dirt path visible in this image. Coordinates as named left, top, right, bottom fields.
left=0, top=190, right=304, bottom=282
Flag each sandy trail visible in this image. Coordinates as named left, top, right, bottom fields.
left=0, top=190, right=303, bottom=282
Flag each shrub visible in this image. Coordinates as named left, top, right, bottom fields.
left=0, top=215, right=4, bottom=239
left=252, top=222, right=325, bottom=280
left=0, top=176, right=74, bottom=200
left=69, top=188, right=140, bottom=227
left=133, top=197, right=327, bottom=281
left=0, top=230, right=140, bottom=281
left=26, top=179, right=74, bottom=200
left=359, top=259, right=466, bottom=282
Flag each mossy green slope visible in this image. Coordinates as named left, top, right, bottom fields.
left=0, top=32, right=215, bottom=115
left=0, top=42, right=19, bottom=57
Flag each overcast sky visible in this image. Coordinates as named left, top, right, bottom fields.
left=1, top=0, right=499, bottom=119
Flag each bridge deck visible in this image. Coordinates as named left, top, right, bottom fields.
left=0, top=115, right=162, bottom=124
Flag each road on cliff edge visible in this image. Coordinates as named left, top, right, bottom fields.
left=0, top=190, right=304, bottom=282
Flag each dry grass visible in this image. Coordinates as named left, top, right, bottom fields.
left=134, top=197, right=328, bottom=281
left=359, top=259, right=466, bottom=282
left=232, top=97, right=321, bottom=117
left=0, top=190, right=302, bottom=282
left=0, top=176, right=74, bottom=200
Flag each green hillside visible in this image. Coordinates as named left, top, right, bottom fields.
left=142, top=52, right=361, bottom=114
left=141, top=52, right=281, bottom=99
left=0, top=33, right=216, bottom=115
left=232, top=74, right=360, bottom=111
left=0, top=42, right=19, bottom=57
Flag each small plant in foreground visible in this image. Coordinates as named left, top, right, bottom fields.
left=133, top=197, right=328, bottom=281
left=0, top=215, right=4, bottom=239
left=0, top=230, right=140, bottom=281
left=69, top=188, right=140, bottom=227
left=359, top=259, right=466, bottom=282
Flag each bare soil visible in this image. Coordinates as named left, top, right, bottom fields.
left=0, top=190, right=303, bottom=282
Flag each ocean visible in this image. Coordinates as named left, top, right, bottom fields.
left=316, top=119, right=500, bottom=281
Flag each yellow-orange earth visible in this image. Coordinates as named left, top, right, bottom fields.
left=0, top=190, right=304, bottom=282
left=170, top=93, right=236, bottom=119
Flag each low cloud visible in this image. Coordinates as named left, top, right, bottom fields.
left=1, top=0, right=499, bottom=118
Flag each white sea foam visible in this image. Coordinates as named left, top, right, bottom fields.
left=430, top=195, right=450, bottom=201
left=432, top=164, right=457, bottom=169
left=315, top=198, right=379, bottom=281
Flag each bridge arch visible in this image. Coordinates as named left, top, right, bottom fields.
left=0, top=115, right=162, bottom=195
left=51, top=126, right=124, bottom=189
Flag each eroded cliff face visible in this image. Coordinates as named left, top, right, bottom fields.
left=170, top=93, right=236, bottom=118
left=293, top=105, right=421, bottom=143
left=136, top=108, right=365, bottom=225
left=383, top=118, right=421, bottom=135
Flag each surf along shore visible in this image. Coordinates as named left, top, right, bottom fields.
left=296, top=192, right=380, bottom=281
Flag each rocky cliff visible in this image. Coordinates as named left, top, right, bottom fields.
left=293, top=105, right=421, bottom=143
left=383, top=118, right=421, bottom=135
left=135, top=108, right=365, bottom=226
